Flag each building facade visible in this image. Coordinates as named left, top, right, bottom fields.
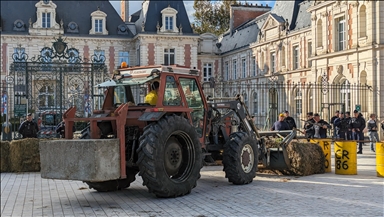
left=198, top=0, right=383, bottom=132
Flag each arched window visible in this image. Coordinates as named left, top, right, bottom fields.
left=359, top=5, right=367, bottom=38
left=260, top=52, right=265, bottom=73
left=317, top=19, right=323, bottom=47
left=340, top=80, right=351, bottom=112
left=243, top=91, right=248, bottom=109
left=253, top=92, right=258, bottom=114
left=295, top=88, right=302, bottom=115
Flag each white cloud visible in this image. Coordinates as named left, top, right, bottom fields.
left=110, top=0, right=276, bottom=23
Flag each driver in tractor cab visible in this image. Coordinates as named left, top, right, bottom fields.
left=145, top=81, right=159, bottom=105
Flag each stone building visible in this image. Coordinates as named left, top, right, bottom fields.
left=0, top=0, right=198, bottom=118
left=198, top=0, right=383, bottom=131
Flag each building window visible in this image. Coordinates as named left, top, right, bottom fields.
left=295, top=89, right=302, bottom=115
left=341, top=80, right=351, bottom=112
left=251, top=56, right=256, bottom=76
left=270, top=52, right=276, bottom=73
left=95, top=19, right=102, bottom=33
left=243, top=91, right=248, bottom=109
left=164, top=48, right=175, bottom=65
left=119, top=51, right=129, bottom=66
left=232, top=59, right=237, bottom=79
left=253, top=92, right=258, bottom=114
left=242, top=58, right=246, bottom=78
left=260, top=52, right=264, bottom=73
left=281, top=46, right=286, bottom=67
left=165, top=16, right=173, bottom=30
left=336, top=16, right=346, bottom=51
left=42, top=12, right=51, bottom=28
left=317, top=19, right=323, bottom=47
left=225, top=61, right=229, bottom=80
left=308, top=42, right=312, bottom=68
left=359, top=5, right=367, bottom=38
left=203, top=63, right=212, bottom=82
left=38, top=85, right=55, bottom=109
left=293, top=46, right=299, bottom=70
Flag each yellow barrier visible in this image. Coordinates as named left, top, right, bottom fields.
left=334, top=141, right=357, bottom=175
left=376, top=142, right=384, bottom=178
left=310, top=139, right=332, bottom=173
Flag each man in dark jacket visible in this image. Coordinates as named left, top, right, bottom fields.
left=334, top=112, right=349, bottom=140
left=344, top=111, right=352, bottom=140
left=18, top=113, right=39, bottom=138
left=271, top=113, right=290, bottom=131
left=305, top=113, right=331, bottom=139
left=350, top=110, right=366, bottom=154
left=283, top=110, right=297, bottom=130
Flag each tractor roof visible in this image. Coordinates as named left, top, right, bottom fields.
left=96, top=65, right=199, bottom=88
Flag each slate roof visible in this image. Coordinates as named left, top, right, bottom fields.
left=130, top=9, right=141, bottom=23
left=219, top=12, right=270, bottom=54
left=270, top=0, right=304, bottom=31
left=218, top=0, right=311, bottom=54
left=0, top=0, right=132, bottom=37
left=291, top=0, right=313, bottom=31
left=134, top=0, right=195, bottom=35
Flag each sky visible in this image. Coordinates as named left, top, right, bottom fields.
left=109, top=1, right=276, bottom=23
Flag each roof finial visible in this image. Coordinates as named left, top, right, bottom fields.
left=97, top=6, right=100, bottom=11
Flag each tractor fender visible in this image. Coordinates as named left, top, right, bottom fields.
left=138, top=111, right=166, bottom=121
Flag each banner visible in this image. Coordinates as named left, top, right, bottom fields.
left=1, top=92, right=7, bottom=115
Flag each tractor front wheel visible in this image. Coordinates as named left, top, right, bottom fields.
left=137, top=115, right=202, bottom=198
left=85, top=168, right=138, bottom=192
left=223, top=132, right=257, bottom=185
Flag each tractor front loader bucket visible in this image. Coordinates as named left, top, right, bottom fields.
left=259, top=130, right=296, bottom=170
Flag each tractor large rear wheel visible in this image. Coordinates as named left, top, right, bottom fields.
left=137, top=115, right=202, bottom=198
left=223, top=132, right=257, bottom=185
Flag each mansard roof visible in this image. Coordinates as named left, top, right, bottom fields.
left=219, top=12, right=270, bottom=54
left=0, top=0, right=132, bottom=37
left=134, top=0, right=195, bottom=35
left=218, top=0, right=311, bottom=54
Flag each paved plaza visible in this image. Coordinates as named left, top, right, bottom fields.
left=1, top=145, right=383, bottom=217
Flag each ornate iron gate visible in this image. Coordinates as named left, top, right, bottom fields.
left=5, top=36, right=109, bottom=139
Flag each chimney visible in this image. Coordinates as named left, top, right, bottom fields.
left=120, top=0, right=130, bottom=22
left=229, top=3, right=271, bottom=35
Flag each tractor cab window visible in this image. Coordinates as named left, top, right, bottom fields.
left=163, top=76, right=181, bottom=106
left=179, top=78, right=205, bottom=137
left=114, top=85, right=127, bottom=106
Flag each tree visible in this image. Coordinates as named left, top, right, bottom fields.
left=192, top=0, right=238, bottom=36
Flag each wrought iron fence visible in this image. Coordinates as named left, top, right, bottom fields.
left=202, top=81, right=374, bottom=132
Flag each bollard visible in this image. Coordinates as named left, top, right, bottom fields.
left=310, top=139, right=331, bottom=172
left=376, top=142, right=384, bottom=178
left=334, top=141, right=357, bottom=175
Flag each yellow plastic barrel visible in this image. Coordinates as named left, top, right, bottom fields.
left=376, top=142, right=384, bottom=178
left=334, top=141, right=357, bottom=175
left=310, top=139, right=332, bottom=172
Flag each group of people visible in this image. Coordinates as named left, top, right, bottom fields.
left=270, top=109, right=384, bottom=154
left=330, top=110, right=384, bottom=154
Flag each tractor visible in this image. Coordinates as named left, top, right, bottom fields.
left=39, top=64, right=295, bottom=198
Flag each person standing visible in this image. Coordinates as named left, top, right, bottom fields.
left=271, top=114, right=290, bottom=131
left=350, top=110, right=366, bottom=154
left=334, top=112, right=348, bottom=140
left=303, top=112, right=315, bottom=137
left=366, top=114, right=379, bottom=152
left=331, top=110, right=340, bottom=139
left=344, top=111, right=352, bottom=140
left=305, top=113, right=331, bottom=139
left=18, top=113, right=39, bottom=138
left=283, top=110, right=297, bottom=130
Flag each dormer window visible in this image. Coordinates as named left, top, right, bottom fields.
left=95, top=19, right=102, bottom=33
left=89, top=8, right=108, bottom=35
left=165, top=16, right=173, bottom=30
left=42, top=12, right=51, bottom=28
left=160, top=6, right=178, bottom=33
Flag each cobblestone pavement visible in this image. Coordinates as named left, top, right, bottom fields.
left=1, top=145, right=383, bottom=217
